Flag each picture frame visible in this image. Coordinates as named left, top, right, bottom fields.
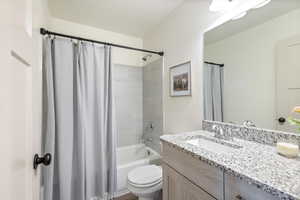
left=169, top=61, right=192, bottom=97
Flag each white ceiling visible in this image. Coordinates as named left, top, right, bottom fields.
left=205, top=0, right=300, bottom=45
left=49, top=0, right=185, bottom=37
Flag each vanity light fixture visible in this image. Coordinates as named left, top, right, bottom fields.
left=253, top=0, right=271, bottom=9
left=209, top=0, right=233, bottom=12
left=231, top=11, right=247, bottom=20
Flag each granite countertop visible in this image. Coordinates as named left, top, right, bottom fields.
left=160, top=130, right=300, bottom=200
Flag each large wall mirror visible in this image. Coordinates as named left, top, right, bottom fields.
left=203, top=0, right=300, bottom=133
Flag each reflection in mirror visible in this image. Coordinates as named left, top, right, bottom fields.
left=203, top=0, right=300, bottom=133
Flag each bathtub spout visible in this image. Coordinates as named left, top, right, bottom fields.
left=141, top=137, right=153, bottom=144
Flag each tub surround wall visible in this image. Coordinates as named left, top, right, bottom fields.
left=143, top=59, right=163, bottom=153
left=114, top=65, right=143, bottom=147
left=114, top=61, right=164, bottom=149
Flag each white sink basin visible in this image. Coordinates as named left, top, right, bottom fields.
left=186, top=136, right=242, bottom=153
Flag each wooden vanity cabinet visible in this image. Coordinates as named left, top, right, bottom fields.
left=224, top=173, right=277, bottom=200
left=162, top=144, right=222, bottom=200
left=163, top=163, right=216, bottom=200
left=162, top=163, right=184, bottom=200
left=162, top=143, right=278, bottom=200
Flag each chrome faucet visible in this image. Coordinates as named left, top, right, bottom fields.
left=243, top=120, right=256, bottom=127
left=212, top=125, right=232, bottom=140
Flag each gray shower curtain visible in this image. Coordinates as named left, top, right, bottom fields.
left=203, top=63, right=224, bottom=121
left=42, top=37, right=117, bottom=200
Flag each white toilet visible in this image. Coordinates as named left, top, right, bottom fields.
left=127, top=165, right=162, bottom=200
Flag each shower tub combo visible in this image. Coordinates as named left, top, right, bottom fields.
left=115, top=144, right=161, bottom=197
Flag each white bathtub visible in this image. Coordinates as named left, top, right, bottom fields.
left=115, top=144, right=161, bottom=197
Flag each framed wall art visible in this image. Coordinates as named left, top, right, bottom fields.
left=169, top=61, right=191, bottom=97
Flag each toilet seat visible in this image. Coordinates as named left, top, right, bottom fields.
left=128, top=177, right=162, bottom=188
left=127, top=165, right=162, bottom=188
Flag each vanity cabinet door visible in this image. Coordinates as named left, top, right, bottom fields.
left=162, top=163, right=184, bottom=200
left=162, top=143, right=223, bottom=199
left=163, top=163, right=216, bottom=200
left=224, top=173, right=278, bottom=200
left=181, top=173, right=216, bottom=200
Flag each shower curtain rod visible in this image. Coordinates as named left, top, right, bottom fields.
left=40, top=28, right=164, bottom=56
left=205, top=61, right=224, bottom=67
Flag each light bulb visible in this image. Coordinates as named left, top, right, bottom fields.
left=231, top=11, right=247, bottom=20
left=209, top=0, right=232, bottom=12
left=253, top=0, right=271, bottom=9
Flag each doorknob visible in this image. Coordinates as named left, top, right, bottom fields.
left=33, top=153, right=52, bottom=170
left=278, top=117, right=286, bottom=124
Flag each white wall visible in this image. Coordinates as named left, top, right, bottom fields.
left=48, top=17, right=144, bottom=67
left=0, top=0, right=37, bottom=200
left=205, top=8, right=300, bottom=129
left=143, top=0, right=219, bottom=134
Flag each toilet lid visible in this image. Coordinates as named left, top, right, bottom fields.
left=128, top=165, right=162, bottom=187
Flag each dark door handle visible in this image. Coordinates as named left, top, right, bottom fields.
left=33, top=153, right=52, bottom=169
left=278, top=117, right=286, bottom=124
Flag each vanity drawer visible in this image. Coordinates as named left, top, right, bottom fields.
left=163, top=163, right=216, bottom=200
left=162, top=143, right=223, bottom=199
left=224, top=173, right=278, bottom=200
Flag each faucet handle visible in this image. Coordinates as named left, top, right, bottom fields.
left=219, top=127, right=224, bottom=136
left=212, top=125, right=219, bottom=131
left=212, top=125, right=221, bottom=137
left=243, top=120, right=256, bottom=127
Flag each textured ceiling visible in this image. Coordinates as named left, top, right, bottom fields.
left=49, top=0, right=186, bottom=37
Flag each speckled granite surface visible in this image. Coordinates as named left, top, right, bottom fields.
left=203, top=120, right=300, bottom=146
left=160, top=130, right=300, bottom=200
